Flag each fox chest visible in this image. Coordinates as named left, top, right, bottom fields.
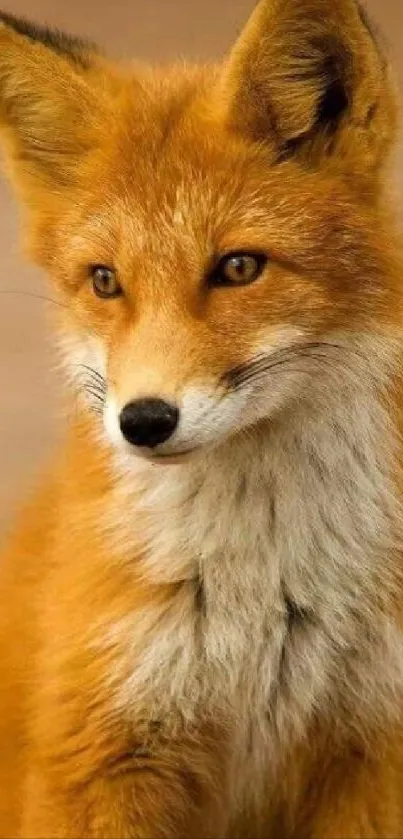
left=104, top=407, right=402, bottom=795
left=112, top=536, right=323, bottom=750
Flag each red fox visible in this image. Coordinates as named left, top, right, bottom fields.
left=1, top=1, right=403, bottom=836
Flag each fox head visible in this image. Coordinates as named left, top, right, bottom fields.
left=0, top=2, right=400, bottom=463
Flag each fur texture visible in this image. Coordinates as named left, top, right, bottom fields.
left=1, top=2, right=403, bottom=837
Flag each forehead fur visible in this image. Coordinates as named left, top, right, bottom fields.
left=57, top=66, right=371, bottom=251
left=0, top=0, right=395, bottom=207
left=0, top=1, right=397, bottom=303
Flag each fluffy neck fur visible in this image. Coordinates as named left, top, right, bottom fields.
left=99, top=332, right=403, bottom=795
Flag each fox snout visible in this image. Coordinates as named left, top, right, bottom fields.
left=103, top=369, right=249, bottom=461
left=119, top=398, right=179, bottom=449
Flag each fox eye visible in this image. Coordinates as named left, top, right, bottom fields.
left=209, top=252, right=267, bottom=288
left=91, top=265, right=122, bottom=299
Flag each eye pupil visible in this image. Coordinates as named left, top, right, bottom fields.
left=209, top=252, right=267, bottom=288
left=231, top=257, right=247, bottom=276
left=91, top=265, right=121, bottom=299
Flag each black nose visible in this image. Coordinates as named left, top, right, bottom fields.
left=119, top=398, right=179, bottom=448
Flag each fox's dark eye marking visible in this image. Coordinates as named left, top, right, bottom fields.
left=208, top=252, right=268, bottom=288
left=90, top=265, right=122, bottom=299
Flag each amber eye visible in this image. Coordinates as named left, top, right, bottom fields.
left=209, top=252, right=267, bottom=288
left=91, top=265, right=122, bottom=299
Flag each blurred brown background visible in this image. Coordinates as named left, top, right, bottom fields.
left=0, top=0, right=402, bottom=535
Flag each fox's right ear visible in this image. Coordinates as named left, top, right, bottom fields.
left=0, top=13, right=111, bottom=197
left=220, top=0, right=396, bottom=178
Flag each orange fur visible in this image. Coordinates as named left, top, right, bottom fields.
left=1, top=2, right=403, bottom=837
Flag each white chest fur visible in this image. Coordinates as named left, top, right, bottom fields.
left=102, top=336, right=403, bottom=805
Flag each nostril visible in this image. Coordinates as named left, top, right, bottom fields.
left=119, top=398, right=179, bottom=449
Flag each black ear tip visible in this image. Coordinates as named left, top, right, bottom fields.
left=0, top=11, right=99, bottom=68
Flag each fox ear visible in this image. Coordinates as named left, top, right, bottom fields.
left=0, top=11, right=100, bottom=70
left=221, top=0, right=396, bottom=176
left=0, top=14, right=108, bottom=195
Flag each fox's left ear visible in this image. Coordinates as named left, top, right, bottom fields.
left=0, top=13, right=111, bottom=199
left=220, top=0, right=396, bottom=177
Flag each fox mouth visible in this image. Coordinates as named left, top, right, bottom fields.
left=146, top=447, right=199, bottom=465
left=97, top=338, right=356, bottom=467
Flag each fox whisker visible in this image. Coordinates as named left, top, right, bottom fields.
left=226, top=341, right=360, bottom=391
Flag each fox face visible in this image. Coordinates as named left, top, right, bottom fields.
left=0, top=3, right=398, bottom=463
